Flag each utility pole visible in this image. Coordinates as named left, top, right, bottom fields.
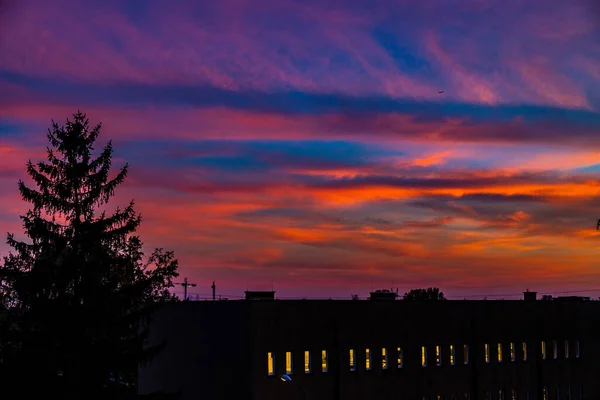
left=212, top=281, right=216, bottom=301
left=176, top=277, right=197, bottom=301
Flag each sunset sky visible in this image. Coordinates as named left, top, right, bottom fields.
left=2, top=0, right=600, bottom=300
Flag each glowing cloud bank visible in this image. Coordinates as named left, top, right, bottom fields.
left=1, top=0, right=600, bottom=299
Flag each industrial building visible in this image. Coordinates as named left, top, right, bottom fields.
left=138, top=291, right=600, bottom=400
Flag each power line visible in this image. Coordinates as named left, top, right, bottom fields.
left=173, top=288, right=600, bottom=301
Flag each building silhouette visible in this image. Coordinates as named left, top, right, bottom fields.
left=138, top=291, right=600, bottom=400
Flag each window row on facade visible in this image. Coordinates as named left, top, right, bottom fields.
left=422, top=385, right=583, bottom=400
left=481, top=384, right=583, bottom=400
left=483, top=340, right=580, bottom=365
left=266, top=340, right=580, bottom=376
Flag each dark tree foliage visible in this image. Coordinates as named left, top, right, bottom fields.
left=403, top=287, right=447, bottom=301
left=0, top=112, right=179, bottom=399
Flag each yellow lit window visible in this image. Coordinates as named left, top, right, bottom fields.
left=322, top=350, right=328, bottom=372
left=435, top=345, right=442, bottom=366
left=484, top=343, right=490, bottom=363
left=267, top=352, right=275, bottom=376
left=397, top=347, right=404, bottom=368
left=575, top=340, right=580, bottom=358
left=449, top=345, right=455, bottom=365
left=498, top=389, right=504, bottom=400
left=541, top=341, right=547, bottom=360
left=422, top=346, right=428, bottom=367
left=542, top=386, right=548, bottom=400
left=510, top=389, right=516, bottom=400
left=382, top=348, right=388, bottom=369
left=349, top=349, right=356, bottom=371
left=497, top=343, right=503, bottom=363
left=365, top=348, right=371, bottom=370
left=509, top=342, right=515, bottom=362
left=304, top=351, right=311, bottom=374
left=565, top=340, right=570, bottom=359
left=552, top=340, right=557, bottom=359
left=463, top=344, right=469, bottom=365
left=286, top=351, right=293, bottom=374
left=522, top=342, right=528, bottom=361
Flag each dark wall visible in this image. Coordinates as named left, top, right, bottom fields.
left=138, top=301, right=253, bottom=400
left=140, top=300, right=600, bottom=400
left=250, top=301, right=600, bottom=400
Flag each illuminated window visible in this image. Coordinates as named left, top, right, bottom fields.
left=449, top=345, right=456, bottom=365
left=575, top=341, right=580, bottom=358
left=463, top=344, right=469, bottom=365
left=286, top=351, right=293, bottom=374
left=509, top=342, right=515, bottom=362
left=349, top=349, right=356, bottom=371
left=565, top=340, right=570, bottom=359
left=397, top=347, right=404, bottom=368
left=322, top=350, right=328, bottom=372
left=510, top=389, right=517, bottom=400
left=267, top=352, right=275, bottom=376
left=485, top=390, right=492, bottom=400
left=498, top=343, right=503, bottom=363
left=552, top=340, right=558, bottom=359
left=437, top=396, right=443, bottom=400
left=304, top=351, right=311, bottom=374
left=422, top=346, right=428, bottom=367
left=543, top=386, right=548, bottom=400
left=382, top=348, right=388, bottom=369
left=541, top=341, right=547, bottom=359
left=499, top=389, right=505, bottom=400
left=365, top=348, right=371, bottom=370
left=436, top=345, right=442, bottom=366
left=523, top=342, right=528, bottom=361
left=484, top=343, right=490, bottom=364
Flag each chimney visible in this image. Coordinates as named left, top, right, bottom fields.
left=245, top=291, right=276, bottom=300
left=212, top=281, right=216, bottom=301
left=523, top=290, right=537, bottom=301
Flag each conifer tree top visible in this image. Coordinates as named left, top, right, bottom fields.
left=21, top=111, right=128, bottom=224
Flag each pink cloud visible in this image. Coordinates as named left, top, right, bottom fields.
left=1, top=0, right=598, bottom=108
left=2, top=0, right=600, bottom=298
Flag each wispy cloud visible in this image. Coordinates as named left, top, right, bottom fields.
left=1, top=0, right=600, bottom=298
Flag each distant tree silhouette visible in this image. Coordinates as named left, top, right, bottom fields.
left=0, top=112, right=179, bottom=399
left=403, top=287, right=447, bottom=301
left=541, top=295, right=553, bottom=301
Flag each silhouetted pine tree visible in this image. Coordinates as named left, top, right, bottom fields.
left=0, top=111, right=179, bottom=399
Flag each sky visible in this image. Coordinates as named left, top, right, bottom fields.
left=1, top=0, right=600, bottom=300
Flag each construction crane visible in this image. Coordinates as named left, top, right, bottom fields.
left=175, top=277, right=196, bottom=301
